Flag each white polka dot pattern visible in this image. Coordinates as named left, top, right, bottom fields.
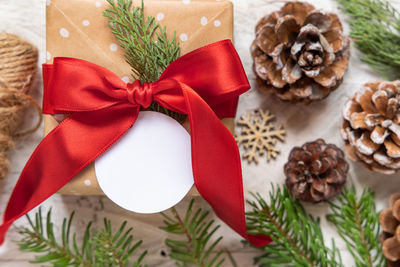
left=59, top=28, right=69, bottom=38
left=180, top=33, right=188, bottom=42
left=84, top=179, right=91, bottom=186
left=49, top=0, right=231, bottom=59
left=156, top=12, right=165, bottom=21
left=200, top=16, right=208, bottom=26
left=109, top=43, right=118, bottom=52
left=121, top=76, right=130, bottom=83
left=82, top=20, right=90, bottom=26
left=214, top=20, right=221, bottom=27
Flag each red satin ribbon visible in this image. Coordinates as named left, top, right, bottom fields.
left=0, top=40, right=271, bottom=247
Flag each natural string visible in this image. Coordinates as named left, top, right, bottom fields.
left=0, top=33, right=42, bottom=180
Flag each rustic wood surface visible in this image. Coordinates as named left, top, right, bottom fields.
left=1, top=0, right=400, bottom=266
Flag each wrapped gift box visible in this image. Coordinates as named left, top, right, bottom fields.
left=45, top=0, right=235, bottom=195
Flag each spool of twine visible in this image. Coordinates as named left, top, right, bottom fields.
left=0, top=33, right=42, bottom=180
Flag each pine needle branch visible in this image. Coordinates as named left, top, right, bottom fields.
left=160, top=200, right=227, bottom=267
left=104, top=0, right=180, bottom=83
left=104, top=0, right=185, bottom=122
left=326, top=187, right=386, bottom=267
left=337, top=0, right=400, bottom=79
left=17, top=208, right=147, bottom=267
left=246, top=185, right=342, bottom=267
left=91, top=219, right=147, bottom=267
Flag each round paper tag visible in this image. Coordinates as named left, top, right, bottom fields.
left=95, top=111, right=194, bottom=213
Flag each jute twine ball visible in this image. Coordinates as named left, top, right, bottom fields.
left=0, top=33, right=41, bottom=179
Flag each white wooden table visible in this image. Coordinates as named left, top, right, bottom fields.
left=1, top=0, right=399, bottom=266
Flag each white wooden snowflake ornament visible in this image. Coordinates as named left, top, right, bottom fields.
left=235, top=109, right=286, bottom=164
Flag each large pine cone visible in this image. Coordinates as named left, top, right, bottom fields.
left=380, top=193, right=400, bottom=266
left=252, top=2, right=350, bottom=103
left=285, top=139, right=348, bottom=203
left=341, top=81, right=400, bottom=175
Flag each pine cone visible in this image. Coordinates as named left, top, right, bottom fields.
left=341, top=81, right=400, bottom=175
left=251, top=1, right=350, bottom=103
left=284, top=139, right=348, bottom=203
left=380, top=193, right=400, bottom=266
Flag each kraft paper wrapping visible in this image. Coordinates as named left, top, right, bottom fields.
left=45, top=0, right=234, bottom=195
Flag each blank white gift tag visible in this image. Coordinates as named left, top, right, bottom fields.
left=95, top=111, right=194, bottom=213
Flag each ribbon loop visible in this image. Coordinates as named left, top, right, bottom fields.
left=0, top=40, right=271, bottom=248
left=126, top=80, right=153, bottom=108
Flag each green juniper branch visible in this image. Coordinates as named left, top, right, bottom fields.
left=246, top=185, right=342, bottom=267
left=160, top=200, right=226, bottom=267
left=17, top=208, right=147, bottom=267
left=337, top=0, right=400, bottom=79
left=326, top=187, right=385, bottom=267
left=104, top=0, right=185, bottom=122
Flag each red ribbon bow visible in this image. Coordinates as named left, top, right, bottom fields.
left=0, top=40, right=271, bottom=247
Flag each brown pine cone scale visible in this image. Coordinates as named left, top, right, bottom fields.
left=285, top=139, right=348, bottom=203
left=252, top=1, right=350, bottom=103
left=342, top=81, right=400, bottom=175
left=380, top=193, right=400, bottom=266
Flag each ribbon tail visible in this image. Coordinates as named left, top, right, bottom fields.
left=0, top=106, right=138, bottom=244
left=179, top=83, right=272, bottom=247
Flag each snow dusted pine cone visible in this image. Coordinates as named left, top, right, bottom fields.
left=379, top=193, right=400, bottom=266
left=341, top=81, right=400, bottom=175
left=284, top=139, right=348, bottom=203
left=251, top=1, right=350, bottom=103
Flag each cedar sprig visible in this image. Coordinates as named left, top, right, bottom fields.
left=160, top=200, right=226, bottom=267
left=17, top=208, right=147, bottom=267
left=337, top=0, right=400, bottom=79
left=326, top=187, right=385, bottom=267
left=246, top=185, right=342, bottom=267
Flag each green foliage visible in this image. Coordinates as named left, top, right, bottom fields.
left=104, top=0, right=180, bottom=83
left=326, top=187, right=385, bottom=267
left=104, top=0, right=185, bottom=122
left=160, top=200, right=226, bottom=267
left=17, top=208, right=147, bottom=267
left=246, top=185, right=342, bottom=267
left=337, top=0, right=400, bottom=79
left=18, top=187, right=386, bottom=267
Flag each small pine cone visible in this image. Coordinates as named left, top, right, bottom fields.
left=380, top=193, right=400, bottom=266
left=341, top=81, right=400, bottom=175
left=251, top=1, right=350, bottom=103
left=284, top=139, right=348, bottom=203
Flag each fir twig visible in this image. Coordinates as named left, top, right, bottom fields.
left=104, top=0, right=185, bottom=122
left=225, top=250, right=238, bottom=267
left=246, top=185, right=342, bottom=267
left=160, top=200, right=226, bottom=267
left=17, top=208, right=147, bottom=267
left=326, top=187, right=386, bottom=267
left=91, top=219, right=147, bottom=267
left=104, top=0, right=180, bottom=83
left=337, top=0, right=400, bottom=79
